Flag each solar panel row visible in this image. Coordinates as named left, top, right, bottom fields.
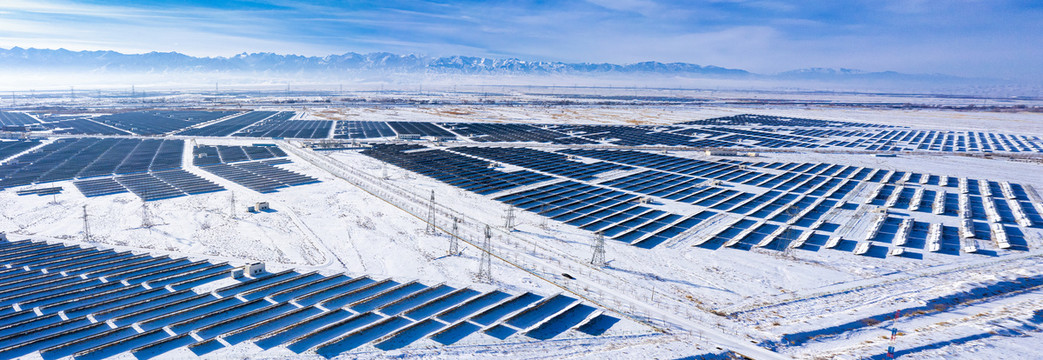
left=192, top=145, right=286, bottom=166
left=177, top=111, right=277, bottom=136
left=0, top=238, right=619, bottom=359
left=199, top=161, right=318, bottom=193
left=550, top=125, right=697, bottom=146
left=333, top=121, right=396, bottom=139
left=0, top=138, right=184, bottom=190
left=0, top=140, right=39, bottom=162
left=0, top=112, right=40, bottom=127
left=92, top=111, right=234, bottom=135
left=495, top=180, right=694, bottom=244
left=385, top=121, right=456, bottom=138
left=234, top=113, right=331, bottom=138
left=451, top=146, right=630, bottom=181
left=442, top=123, right=594, bottom=144
left=44, top=118, right=131, bottom=136
left=74, top=170, right=224, bottom=201
left=679, top=114, right=887, bottom=128
left=361, top=144, right=552, bottom=195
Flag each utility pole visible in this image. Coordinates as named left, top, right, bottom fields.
left=82, top=205, right=91, bottom=242
left=887, top=310, right=900, bottom=358
left=591, top=231, right=606, bottom=267
left=425, top=190, right=437, bottom=235
left=449, top=216, right=460, bottom=256
left=477, top=225, right=493, bottom=283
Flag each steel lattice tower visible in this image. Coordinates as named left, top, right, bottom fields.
left=477, top=225, right=493, bottom=283
left=504, top=205, right=516, bottom=231
left=141, top=200, right=155, bottom=229
left=591, top=231, right=606, bottom=267
left=82, top=205, right=91, bottom=242
left=425, top=190, right=437, bottom=235
left=449, top=216, right=461, bottom=256
left=229, top=192, right=237, bottom=219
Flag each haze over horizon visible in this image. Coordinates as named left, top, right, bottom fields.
left=1, top=0, right=1040, bottom=82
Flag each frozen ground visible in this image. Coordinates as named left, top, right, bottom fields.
left=2, top=95, right=1043, bottom=359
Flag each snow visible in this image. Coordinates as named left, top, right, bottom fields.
left=3, top=93, right=1043, bottom=359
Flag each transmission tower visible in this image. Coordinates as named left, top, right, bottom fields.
left=449, top=216, right=461, bottom=256
left=229, top=192, right=237, bottom=219
left=425, top=190, right=437, bottom=235
left=781, top=206, right=799, bottom=252
left=504, top=206, right=516, bottom=231
left=477, top=225, right=493, bottom=283
left=539, top=204, right=549, bottom=229
left=82, top=205, right=92, bottom=242
left=141, top=200, right=155, bottom=229
left=591, top=231, right=606, bottom=267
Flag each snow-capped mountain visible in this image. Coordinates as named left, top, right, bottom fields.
left=0, top=47, right=752, bottom=76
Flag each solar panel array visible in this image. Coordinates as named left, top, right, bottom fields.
left=176, top=111, right=276, bottom=137
left=47, top=110, right=1029, bottom=154
left=192, top=145, right=287, bottom=166
left=364, top=139, right=1041, bottom=254
left=441, top=123, right=595, bottom=144
left=0, top=238, right=620, bottom=359
left=495, top=180, right=696, bottom=246
left=234, top=113, right=331, bottom=138
left=386, top=121, right=456, bottom=138
left=551, top=125, right=700, bottom=146
left=199, top=161, right=318, bottom=193
left=0, top=140, right=39, bottom=162
left=44, top=118, right=131, bottom=136
left=333, top=121, right=396, bottom=139
left=824, top=129, right=1043, bottom=153
left=0, top=139, right=185, bottom=190
left=679, top=114, right=888, bottom=128
left=451, top=146, right=631, bottom=181
left=74, top=170, right=224, bottom=201
left=92, top=111, right=235, bottom=136
left=0, top=112, right=39, bottom=126
left=361, top=144, right=552, bottom=195
left=73, top=177, right=129, bottom=197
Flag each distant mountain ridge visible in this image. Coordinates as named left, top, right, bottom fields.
left=0, top=47, right=967, bottom=83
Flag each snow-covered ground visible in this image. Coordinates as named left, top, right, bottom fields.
left=3, top=95, right=1043, bottom=359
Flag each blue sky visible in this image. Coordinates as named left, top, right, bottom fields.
left=0, top=0, right=1040, bottom=79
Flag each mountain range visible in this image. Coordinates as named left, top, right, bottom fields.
left=0, top=47, right=968, bottom=83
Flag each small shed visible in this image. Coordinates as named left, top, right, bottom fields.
left=248, top=202, right=270, bottom=213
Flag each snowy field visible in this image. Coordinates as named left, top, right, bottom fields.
left=1, top=92, right=1042, bottom=359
